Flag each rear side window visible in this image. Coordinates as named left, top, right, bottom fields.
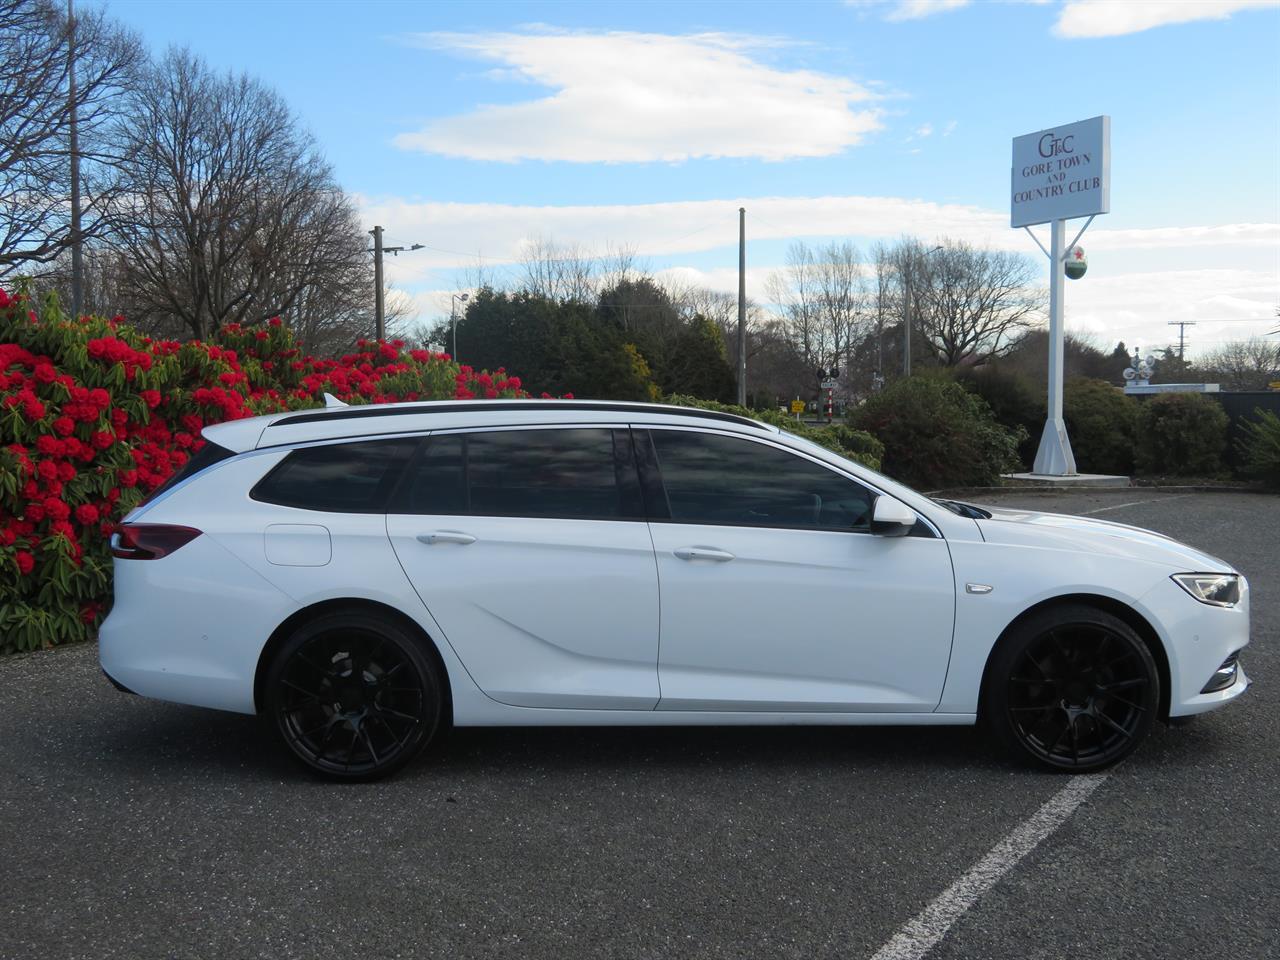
left=252, top=437, right=418, bottom=513
left=396, top=428, right=643, bottom=520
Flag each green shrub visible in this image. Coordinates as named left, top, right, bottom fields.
left=1237, top=408, right=1280, bottom=488
left=1063, top=378, right=1138, bottom=475
left=849, top=376, right=1023, bottom=489
left=1134, top=393, right=1228, bottom=477
left=664, top=395, right=883, bottom=471
left=957, top=366, right=1044, bottom=468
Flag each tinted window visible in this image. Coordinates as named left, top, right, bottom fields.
left=399, top=428, right=642, bottom=520
left=252, top=437, right=418, bottom=513
left=649, top=430, right=872, bottom=531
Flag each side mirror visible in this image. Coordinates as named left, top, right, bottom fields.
left=870, top=495, right=916, bottom=537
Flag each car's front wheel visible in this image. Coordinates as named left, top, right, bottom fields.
left=984, top=604, right=1160, bottom=772
left=264, top=611, right=443, bottom=781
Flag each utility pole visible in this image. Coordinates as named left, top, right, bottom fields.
left=1168, top=320, right=1196, bottom=361
left=68, top=0, right=82, bottom=318
left=901, top=256, right=913, bottom=378
left=370, top=226, right=385, bottom=340
left=737, top=207, right=747, bottom=407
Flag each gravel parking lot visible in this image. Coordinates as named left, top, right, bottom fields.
left=1, top=490, right=1276, bottom=960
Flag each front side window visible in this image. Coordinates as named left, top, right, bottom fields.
left=252, top=437, right=418, bottom=513
left=397, top=428, right=642, bottom=520
left=647, top=430, right=873, bottom=531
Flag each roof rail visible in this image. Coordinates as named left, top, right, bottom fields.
left=268, top=400, right=768, bottom=431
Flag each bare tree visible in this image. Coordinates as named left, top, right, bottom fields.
left=0, top=0, right=140, bottom=275
left=912, top=239, right=1043, bottom=366
left=517, top=236, right=597, bottom=304
left=1193, top=338, right=1280, bottom=391
left=767, top=240, right=870, bottom=380
left=108, top=48, right=368, bottom=340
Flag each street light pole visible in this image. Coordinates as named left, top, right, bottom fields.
left=737, top=206, right=747, bottom=406
left=902, top=244, right=944, bottom=378
left=451, top=292, right=469, bottom=361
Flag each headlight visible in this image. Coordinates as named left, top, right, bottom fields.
left=1172, top=573, right=1241, bottom=607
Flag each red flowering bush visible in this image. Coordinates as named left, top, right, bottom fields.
left=0, top=287, right=526, bottom=652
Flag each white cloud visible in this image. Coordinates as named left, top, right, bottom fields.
left=942, top=120, right=958, bottom=136
left=1066, top=268, right=1279, bottom=358
left=915, top=123, right=934, bottom=138
left=394, top=31, right=882, bottom=163
left=885, top=0, right=971, bottom=21
left=359, top=193, right=1280, bottom=275
left=361, top=193, right=1279, bottom=354
left=1054, top=0, right=1278, bottom=38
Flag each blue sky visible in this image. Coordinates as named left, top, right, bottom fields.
left=108, top=0, right=1279, bottom=358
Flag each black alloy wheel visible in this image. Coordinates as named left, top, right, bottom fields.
left=985, top=604, right=1160, bottom=772
left=265, top=612, right=443, bottom=781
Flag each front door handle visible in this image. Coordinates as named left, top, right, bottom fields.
left=416, top=531, right=477, bottom=545
left=673, top=546, right=735, bottom=562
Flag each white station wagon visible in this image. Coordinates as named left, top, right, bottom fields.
left=100, top=400, right=1250, bottom=780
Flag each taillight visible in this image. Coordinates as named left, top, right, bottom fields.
left=110, top=523, right=202, bottom=560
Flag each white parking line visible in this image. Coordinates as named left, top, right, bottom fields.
left=1081, top=494, right=1193, bottom=516
left=867, top=774, right=1109, bottom=960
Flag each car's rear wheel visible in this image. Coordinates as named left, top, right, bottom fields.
left=984, top=604, right=1160, bottom=772
left=265, top=612, right=443, bottom=781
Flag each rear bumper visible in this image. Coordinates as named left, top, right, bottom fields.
left=99, top=535, right=296, bottom=715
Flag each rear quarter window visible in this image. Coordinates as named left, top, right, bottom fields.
left=251, top=437, right=419, bottom=513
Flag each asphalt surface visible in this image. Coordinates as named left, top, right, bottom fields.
left=1, top=490, right=1276, bottom=960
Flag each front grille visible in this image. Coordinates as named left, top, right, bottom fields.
left=1200, top=652, right=1240, bottom=694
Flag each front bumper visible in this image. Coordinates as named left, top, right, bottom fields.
left=1141, top=575, right=1252, bottom=718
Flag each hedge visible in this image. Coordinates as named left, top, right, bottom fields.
left=849, top=376, right=1023, bottom=489
left=0, top=287, right=528, bottom=652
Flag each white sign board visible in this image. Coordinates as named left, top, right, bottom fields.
left=1011, top=115, right=1110, bottom=227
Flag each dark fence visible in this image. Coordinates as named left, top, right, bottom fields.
left=1212, top=392, right=1280, bottom=471
left=1133, top=391, right=1280, bottom=471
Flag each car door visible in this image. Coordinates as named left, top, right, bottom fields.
left=639, top=427, right=956, bottom=713
left=385, top=425, right=660, bottom=710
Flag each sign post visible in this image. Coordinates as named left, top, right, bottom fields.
left=1011, top=115, right=1110, bottom=476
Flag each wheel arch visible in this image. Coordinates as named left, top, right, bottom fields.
left=977, top=593, right=1171, bottom=722
left=253, top=597, right=454, bottom=722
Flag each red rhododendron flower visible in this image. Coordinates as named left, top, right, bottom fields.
left=53, top=416, right=74, bottom=436
left=14, top=551, right=35, bottom=575
left=44, top=498, right=71, bottom=522
left=141, top=389, right=161, bottom=408
left=92, top=431, right=114, bottom=450
left=75, top=503, right=100, bottom=526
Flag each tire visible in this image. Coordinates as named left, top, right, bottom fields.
left=264, top=611, right=444, bottom=781
left=983, top=603, right=1160, bottom=772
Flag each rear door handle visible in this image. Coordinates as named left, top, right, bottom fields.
left=673, top=546, right=735, bottom=562
left=416, top=531, right=477, bottom=545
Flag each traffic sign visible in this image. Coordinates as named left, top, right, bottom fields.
left=790, top=400, right=805, bottom=414
left=820, top=378, right=837, bottom=390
